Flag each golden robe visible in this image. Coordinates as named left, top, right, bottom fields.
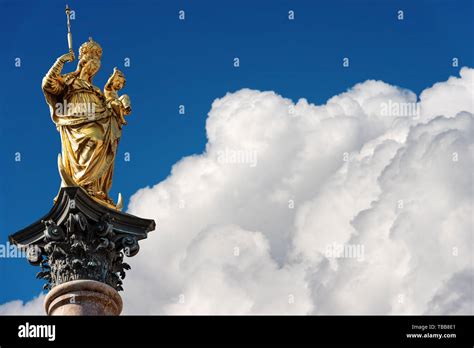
left=42, top=58, right=122, bottom=205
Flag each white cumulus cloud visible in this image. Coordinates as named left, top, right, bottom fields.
left=122, top=67, right=474, bottom=315
left=0, top=293, right=45, bottom=315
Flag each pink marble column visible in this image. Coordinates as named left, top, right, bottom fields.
left=44, top=279, right=123, bottom=316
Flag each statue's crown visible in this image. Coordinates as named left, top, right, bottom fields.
left=79, top=37, right=102, bottom=60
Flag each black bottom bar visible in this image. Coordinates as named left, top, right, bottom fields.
left=0, top=315, right=472, bottom=346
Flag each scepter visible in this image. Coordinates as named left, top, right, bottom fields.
left=65, top=4, right=75, bottom=61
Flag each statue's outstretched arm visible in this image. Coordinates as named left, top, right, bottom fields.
left=104, top=67, right=119, bottom=98
left=104, top=74, right=114, bottom=91
left=42, top=52, right=74, bottom=95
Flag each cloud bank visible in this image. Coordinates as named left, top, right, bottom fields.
left=0, top=294, right=45, bottom=315
left=2, top=68, right=472, bottom=314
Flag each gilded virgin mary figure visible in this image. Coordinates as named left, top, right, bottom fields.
left=42, top=38, right=130, bottom=210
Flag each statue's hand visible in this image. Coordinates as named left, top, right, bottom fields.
left=111, top=67, right=120, bottom=79
left=59, top=51, right=75, bottom=63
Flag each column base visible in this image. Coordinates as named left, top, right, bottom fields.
left=44, top=279, right=123, bottom=316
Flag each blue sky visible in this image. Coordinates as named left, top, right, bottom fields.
left=0, top=0, right=472, bottom=304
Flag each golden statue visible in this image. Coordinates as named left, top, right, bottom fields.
left=42, top=7, right=130, bottom=210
